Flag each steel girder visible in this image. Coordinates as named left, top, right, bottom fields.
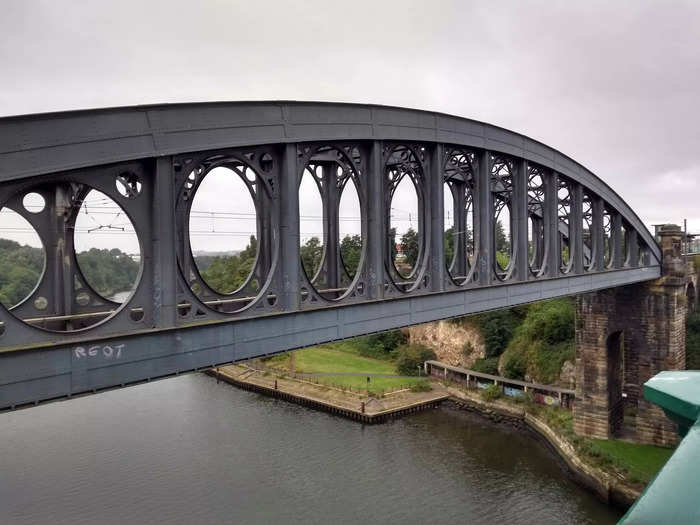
left=0, top=101, right=661, bottom=409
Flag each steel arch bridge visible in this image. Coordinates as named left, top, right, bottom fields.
left=0, top=102, right=660, bottom=409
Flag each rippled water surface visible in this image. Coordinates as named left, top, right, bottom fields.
left=0, top=374, right=622, bottom=524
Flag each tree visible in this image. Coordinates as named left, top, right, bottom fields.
left=389, top=227, right=397, bottom=262
left=394, top=343, right=436, bottom=376
left=400, top=228, right=420, bottom=268
left=0, top=239, right=44, bottom=308
left=300, top=236, right=323, bottom=280
left=198, top=236, right=258, bottom=294
left=76, top=247, right=140, bottom=299
left=474, top=309, right=521, bottom=358
left=340, top=234, right=362, bottom=278
left=200, top=255, right=242, bottom=294
left=444, top=227, right=455, bottom=267
left=495, top=219, right=509, bottom=254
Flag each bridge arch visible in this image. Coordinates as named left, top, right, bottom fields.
left=0, top=102, right=663, bottom=409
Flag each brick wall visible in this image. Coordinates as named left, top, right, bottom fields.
left=573, top=225, right=688, bottom=447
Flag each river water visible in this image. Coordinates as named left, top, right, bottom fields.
left=0, top=374, right=622, bottom=524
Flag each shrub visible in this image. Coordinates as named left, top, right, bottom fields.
left=472, top=309, right=522, bottom=358
left=519, top=298, right=574, bottom=346
left=394, top=343, right=437, bottom=376
left=503, top=351, right=527, bottom=380
left=501, top=298, right=576, bottom=384
left=410, top=381, right=432, bottom=392
left=471, top=357, right=500, bottom=375
left=480, top=383, right=502, bottom=401
left=352, top=330, right=408, bottom=359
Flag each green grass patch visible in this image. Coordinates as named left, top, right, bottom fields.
left=263, top=345, right=433, bottom=395
left=589, top=439, right=674, bottom=484
left=312, top=375, right=428, bottom=396
left=287, top=347, right=397, bottom=374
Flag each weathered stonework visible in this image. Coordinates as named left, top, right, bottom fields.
left=407, top=320, right=484, bottom=368
left=573, top=225, right=689, bottom=446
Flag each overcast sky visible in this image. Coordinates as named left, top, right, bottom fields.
left=1, top=0, right=699, bottom=253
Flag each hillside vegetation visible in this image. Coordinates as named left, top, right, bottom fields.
left=450, top=298, right=575, bottom=385
left=0, top=239, right=139, bottom=308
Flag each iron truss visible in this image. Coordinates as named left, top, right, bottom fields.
left=0, top=102, right=660, bottom=409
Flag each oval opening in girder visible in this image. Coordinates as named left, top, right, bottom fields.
left=338, top=176, right=363, bottom=280
left=74, top=189, right=140, bottom=304
left=189, top=167, right=258, bottom=296
left=390, top=174, right=420, bottom=280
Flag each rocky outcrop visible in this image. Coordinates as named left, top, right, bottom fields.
left=407, top=320, right=484, bottom=368
left=558, top=360, right=576, bottom=389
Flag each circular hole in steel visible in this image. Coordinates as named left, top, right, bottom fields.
left=23, top=192, right=45, bottom=213
left=33, top=296, right=48, bottom=310
left=76, top=291, right=90, bottom=306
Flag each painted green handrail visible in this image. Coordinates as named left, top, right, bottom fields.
left=619, top=370, right=700, bottom=524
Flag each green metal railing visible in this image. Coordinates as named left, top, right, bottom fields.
left=619, top=370, right=700, bottom=524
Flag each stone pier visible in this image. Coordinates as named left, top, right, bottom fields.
left=573, top=225, right=689, bottom=446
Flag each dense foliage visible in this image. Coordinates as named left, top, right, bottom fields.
left=300, top=236, right=323, bottom=280
left=495, top=220, right=509, bottom=254
left=471, top=356, right=500, bottom=375
left=299, top=235, right=363, bottom=282
left=686, top=312, right=700, bottom=369
left=473, top=308, right=523, bottom=358
left=400, top=228, right=419, bottom=268
left=444, top=227, right=454, bottom=267
left=480, top=383, right=502, bottom=401
left=198, top=236, right=257, bottom=293
left=0, top=239, right=141, bottom=307
left=77, top=248, right=140, bottom=298
left=348, top=330, right=408, bottom=360
left=393, top=343, right=436, bottom=376
left=500, top=298, right=576, bottom=383
left=0, top=239, right=44, bottom=308
left=339, top=234, right=362, bottom=277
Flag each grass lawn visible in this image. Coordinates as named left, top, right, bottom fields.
left=590, top=439, right=674, bottom=484
left=312, top=375, right=427, bottom=395
left=266, top=346, right=397, bottom=375
left=264, top=346, right=428, bottom=395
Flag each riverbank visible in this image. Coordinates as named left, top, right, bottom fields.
left=445, top=386, right=642, bottom=508
left=210, top=362, right=641, bottom=507
left=209, top=364, right=449, bottom=423
left=211, top=343, right=673, bottom=511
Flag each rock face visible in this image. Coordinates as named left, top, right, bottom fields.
left=558, top=360, right=575, bottom=389
left=407, top=320, right=484, bottom=368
